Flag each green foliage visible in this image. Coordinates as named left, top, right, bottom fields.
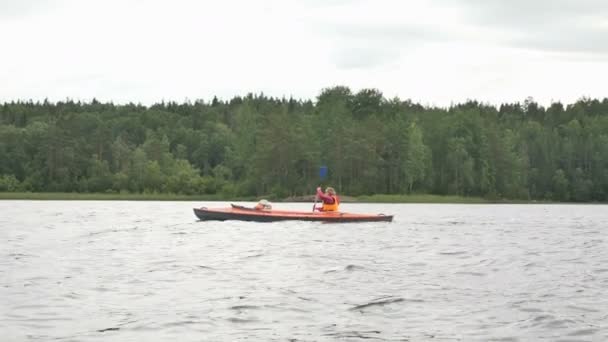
left=552, top=169, right=569, bottom=201
left=357, top=194, right=488, bottom=203
left=87, top=156, right=113, bottom=192
left=404, top=122, right=430, bottom=193
left=0, top=174, right=21, bottom=192
left=0, top=91, right=607, bottom=201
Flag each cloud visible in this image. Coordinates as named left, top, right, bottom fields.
left=436, top=0, right=608, bottom=54
left=325, top=23, right=450, bottom=69
left=331, top=47, right=400, bottom=69
left=305, top=0, right=458, bottom=70
left=447, top=0, right=608, bottom=26
left=0, top=0, right=606, bottom=106
left=0, top=0, right=63, bottom=18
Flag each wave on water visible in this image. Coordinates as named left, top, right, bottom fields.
left=2, top=201, right=608, bottom=341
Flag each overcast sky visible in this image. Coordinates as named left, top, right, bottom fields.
left=1, top=0, right=607, bottom=107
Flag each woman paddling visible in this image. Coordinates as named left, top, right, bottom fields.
left=315, top=186, right=340, bottom=212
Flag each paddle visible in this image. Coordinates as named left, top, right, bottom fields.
left=313, top=166, right=328, bottom=211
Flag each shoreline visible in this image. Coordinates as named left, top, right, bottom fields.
left=0, top=192, right=575, bottom=204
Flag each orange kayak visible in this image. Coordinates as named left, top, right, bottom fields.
left=193, top=204, right=393, bottom=223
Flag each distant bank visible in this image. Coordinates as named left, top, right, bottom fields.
left=0, top=192, right=521, bottom=203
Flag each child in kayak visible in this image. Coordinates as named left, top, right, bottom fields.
left=315, top=187, right=339, bottom=211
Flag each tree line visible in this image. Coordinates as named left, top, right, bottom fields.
left=1, top=87, right=608, bottom=202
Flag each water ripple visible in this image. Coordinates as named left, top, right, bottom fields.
left=1, top=201, right=607, bottom=341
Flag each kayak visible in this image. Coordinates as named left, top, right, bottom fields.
left=194, top=205, right=393, bottom=223
left=193, top=204, right=393, bottom=223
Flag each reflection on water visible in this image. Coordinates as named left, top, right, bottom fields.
left=1, top=201, right=607, bottom=341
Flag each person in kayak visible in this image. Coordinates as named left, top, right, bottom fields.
left=315, top=186, right=339, bottom=211
left=254, top=199, right=272, bottom=211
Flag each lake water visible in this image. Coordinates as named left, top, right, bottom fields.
left=1, top=201, right=607, bottom=341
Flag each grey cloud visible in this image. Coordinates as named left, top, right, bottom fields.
left=331, top=46, right=401, bottom=69
left=0, top=0, right=63, bottom=18
left=512, top=27, right=608, bottom=54
left=321, top=22, right=450, bottom=70
left=304, top=0, right=455, bottom=70
left=302, top=0, right=367, bottom=6
left=330, top=23, right=449, bottom=43
left=449, top=0, right=607, bottom=25
left=436, top=0, right=608, bottom=54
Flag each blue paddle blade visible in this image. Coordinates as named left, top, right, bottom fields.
left=319, top=166, right=328, bottom=180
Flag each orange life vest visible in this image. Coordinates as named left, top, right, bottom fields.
left=321, top=195, right=339, bottom=212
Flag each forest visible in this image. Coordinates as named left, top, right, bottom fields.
left=1, top=86, right=608, bottom=202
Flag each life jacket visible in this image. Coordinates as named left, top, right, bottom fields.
left=321, top=195, right=339, bottom=212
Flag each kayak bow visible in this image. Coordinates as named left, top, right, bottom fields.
left=193, top=204, right=393, bottom=223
